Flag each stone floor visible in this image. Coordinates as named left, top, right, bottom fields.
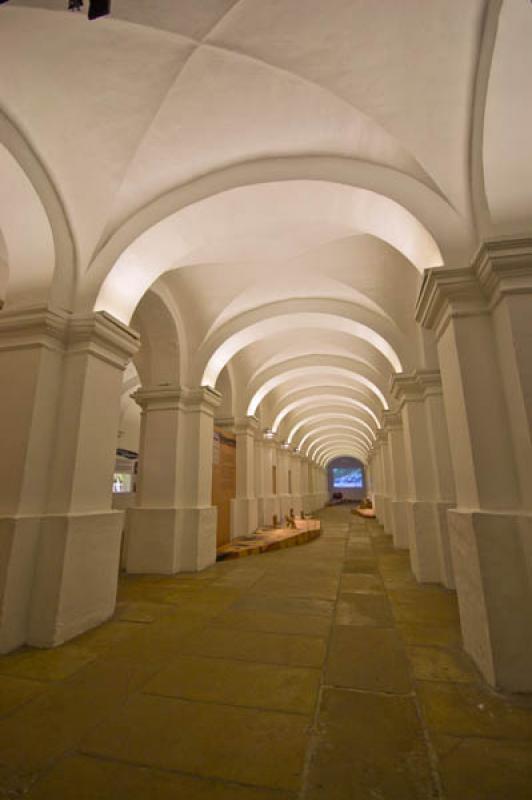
left=1, top=506, right=532, bottom=799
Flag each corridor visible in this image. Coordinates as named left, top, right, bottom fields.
left=1, top=507, right=531, bottom=799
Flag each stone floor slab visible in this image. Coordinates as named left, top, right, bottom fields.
left=418, top=681, right=532, bottom=739
left=335, top=593, right=393, bottom=626
left=181, top=626, right=327, bottom=668
left=408, top=645, right=477, bottom=684
left=0, top=675, right=44, bottom=718
left=26, top=754, right=297, bottom=800
left=339, top=572, right=384, bottom=594
left=325, top=626, right=411, bottom=693
left=433, top=735, right=532, bottom=800
left=232, top=595, right=335, bottom=618
left=143, top=654, right=320, bottom=714
left=81, top=693, right=310, bottom=791
left=213, top=609, right=331, bottom=638
left=305, top=688, right=435, bottom=799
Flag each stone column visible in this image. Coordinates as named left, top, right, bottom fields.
left=380, top=432, right=393, bottom=535
left=277, top=442, right=291, bottom=519
left=125, top=386, right=184, bottom=574
left=390, top=371, right=454, bottom=584
left=301, top=456, right=311, bottom=514
left=231, top=417, right=259, bottom=537
left=417, top=238, right=532, bottom=691
left=373, top=438, right=385, bottom=524
left=126, top=385, right=221, bottom=574
left=261, top=434, right=280, bottom=525
left=290, top=451, right=303, bottom=516
left=382, top=411, right=409, bottom=549
left=0, top=306, right=139, bottom=652
left=254, top=433, right=265, bottom=528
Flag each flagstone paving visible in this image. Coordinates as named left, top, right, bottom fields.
left=1, top=506, right=531, bottom=799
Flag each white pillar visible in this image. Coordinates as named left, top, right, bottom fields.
left=417, top=239, right=532, bottom=691
left=373, top=438, right=386, bottom=524
left=277, top=443, right=291, bottom=518
left=380, top=433, right=393, bottom=534
left=231, top=416, right=259, bottom=537
left=390, top=371, right=454, bottom=584
left=126, top=385, right=221, bottom=574
left=290, top=451, right=303, bottom=516
left=0, top=307, right=139, bottom=653
left=254, top=433, right=264, bottom=528
left=261, top=434, right=280, bottom=525
left=382, top=412, right=409, bottom=549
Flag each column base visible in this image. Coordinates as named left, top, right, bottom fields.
left=449, top=509, right=532, bottom=692
left=262, top=495, right=281, bottom=526
left=0, top=516, right=41, bottom=653
left=256, top=497, right=265, bottom=528
left=231, top=497, right=258, bottom=538
left=391, top=500, right=409, bottom=549
left=436, top=502, right=456, bottom=589
left=29, top=511, right=123, bottom=649
left=126, top=506, right=217, bottom=575
left=278, top=494, right=292, bottom=518
left=382, top=497, right=393, bottom=535
left=374, top=494, right=386, bottom=525
left=405, top=501, right=442, bottom=583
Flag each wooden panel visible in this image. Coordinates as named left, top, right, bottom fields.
left=212, top=427, right=236, bottom=547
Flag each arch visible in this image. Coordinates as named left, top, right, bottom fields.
left=299, top=423, right=373, bottom=452
left=308, top=433, right=371, bottom=460
left=199, top=300, right=404, bottom=387
left=82, top=154, right=473, bottom=320
left=273, top=393, right=382, bottom=434
left=313, top=438, right=369, bottom=462
left=289, top=412, right=378, bottom=445
left=247, top=364, right=388, bottom=417
left=319, top=446, right=368, bottom=466
left=0, top=110, right=76, bottom=310
left=131, top=288, right=183, bottom=387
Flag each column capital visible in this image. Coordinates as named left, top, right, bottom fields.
left=261, top=428, right=278, bottom=446
left=0, top=304, right=69, bottom=353
left=215, top=416, right=235, bottom=431
left=416, top=237, right=532, bottom=337
left=234, top=416, right=259, bottom=435
left=382, top=410, right=403, bottom=431
left=390, top=369, right=442, bottom=406
left=132, top=384, right=186, bottom=411
left=183, top=386, right=222, bottom=414
left=67, top=311, right=140, bottom=368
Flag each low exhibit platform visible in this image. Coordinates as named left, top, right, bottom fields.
left=353, top=507, right=376, bottom=519
left=217, top=519, right=321, bottom=561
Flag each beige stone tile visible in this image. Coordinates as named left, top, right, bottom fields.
left=342, top=557, right=378, bottom=573
left=306, top=688, right=435, bottom=799
left=0, top=655, right=158, bottom=771
left=396, top=621, right=463, bottom=648
left=335, top=593, right=393, bottom=626
left=325, top=626, right=411, bottom=693
left=339, top=572, right=384, bottom=594
left=81, top=693, right=310, bottom=791
left=143, top=654, right=320, bottom=714
left=433, top=734, right=532, bottom=800
left=0, top=675, right=44, bottom=717
left=213, top=609, right=331, bottom=638
left=26, top=754, right=297, bottom=800
left=0, top=644, right=96, bottom=682
left=418, top=682, right=532, bottom=739
left=408, top=645, right=477, bottom=684
left=181, top=626, right=327, bottom=668
left=233, top=594, right=335, bottom=618
left=388, top=588, right=460, bottom=625
left=247, top=576, right=338, bottom=601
